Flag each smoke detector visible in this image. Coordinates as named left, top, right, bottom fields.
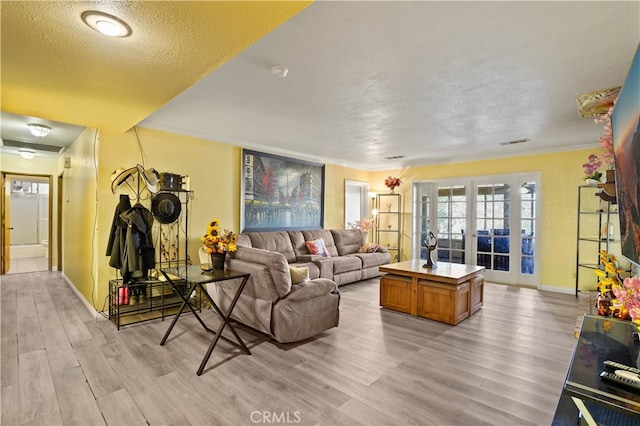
left=271, top=66, right=288, bottom=78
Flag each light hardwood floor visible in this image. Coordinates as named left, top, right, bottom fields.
left=1, top=271, right=579, bottom=425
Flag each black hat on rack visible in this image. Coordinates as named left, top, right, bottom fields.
left=110, top=167, right=138, bottom=193
left=151, top=193, right=181, bottom=224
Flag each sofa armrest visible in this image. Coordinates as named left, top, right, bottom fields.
left=285, top=278, right=337, bottom=302
left=296, top=254, right=325, bottom=262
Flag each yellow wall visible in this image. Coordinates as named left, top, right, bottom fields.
left=1, top=152, right=61, bottom=269
left=56, top=123, right=601, bottom=309
left=60, top=128, right=100, bottom=307
left=370, top=148, right=600, bottom=292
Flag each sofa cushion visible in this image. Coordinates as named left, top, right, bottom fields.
left=302, top=230, right=339, bottom=257
left=331, top=255, right=362, bottom=274
left=352, top=252, right=391, bottom=268
left=331, top=229, right=364, bottom=256
left=245, top=231, right=296, bottom=263
left=236, top=233, right=252, bottom=248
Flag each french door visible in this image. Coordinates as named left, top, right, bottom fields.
left=413, top=173, right=540, bottom=286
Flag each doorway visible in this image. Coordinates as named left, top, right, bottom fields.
left=412, top=172, right=540, bottom=287
left=1, top=173, right=52, bottom=274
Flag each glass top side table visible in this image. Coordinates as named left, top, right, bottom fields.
left=159, top=265, right=251, bottom=375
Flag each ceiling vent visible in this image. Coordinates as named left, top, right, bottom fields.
left=1, top=139, right=64, bottom=153
left=498, top=138, right=530, bottom=146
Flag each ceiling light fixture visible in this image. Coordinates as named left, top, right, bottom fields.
left=27, top=123, right=51, bottom=137
left=81, top=11, right=132, bottom=37
left=18, top=149, right=36, bottom=160
left=271, top=66, right=288, bottom=78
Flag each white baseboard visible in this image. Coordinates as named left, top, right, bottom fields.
left=539, top=284, right=576, bottom=295
left=61, top=273, right=108, bottom=321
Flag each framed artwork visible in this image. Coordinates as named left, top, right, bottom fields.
left=611, top=44, right=640, bottom=266
left=241, top=149, right=325, bottom=232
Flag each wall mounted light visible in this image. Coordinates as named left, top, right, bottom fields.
left=18, top=149, right=36, bottom=160
left=27, top=123, right=51, bottom=137
left=81, top=11, right=132, bottom=37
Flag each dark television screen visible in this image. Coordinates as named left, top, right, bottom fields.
left=611, top=43, right=640, bottom=266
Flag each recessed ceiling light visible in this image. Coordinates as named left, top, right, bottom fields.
left=27, top=123, right=51, bottom=137
left=81, top=11, right=132, bottom=38
left=18, top=149, right=36, bottom=160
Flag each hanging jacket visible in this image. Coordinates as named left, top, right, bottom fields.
left=107, top=194, right=132, bottom=269
left=120, top=203, right=155, bottom=282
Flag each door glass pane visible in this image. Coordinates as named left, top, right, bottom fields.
left=437, top=186, right=466, bottom=264
left=476, top=183, right=511, bottom=272
left=521, top=182, right=536, bottom=275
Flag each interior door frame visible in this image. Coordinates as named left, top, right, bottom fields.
left=57, top=172, right=63, bottom=272
left=1, top=172, right=53, bottom=274
left=412, top=172, right=541, bottom=287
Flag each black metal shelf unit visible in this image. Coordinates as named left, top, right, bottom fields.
left=108, top=189, right=199, bottom=329
left=575, top=185, right=618, bottom=296
left=375, top=193, right=401, bottom=262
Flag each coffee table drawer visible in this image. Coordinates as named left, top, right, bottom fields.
left=380, top=274, right=412, bottom=313
left=418, top=280, right=470, bottom=325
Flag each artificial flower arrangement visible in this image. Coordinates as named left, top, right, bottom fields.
left=201, top=219, right=238, bottom=253
left=356, top=218, right=376, bottom=230
left=582, top=154, right=603, bottom=182
left=385, top=176, right=402, bottom=191
left=595, top=250, right=640, bottom=327
left=583, top=102, right=616, bottom=180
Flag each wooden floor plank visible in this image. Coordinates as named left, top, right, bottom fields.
left=96, top=388, right=148, bottom=426
left=52, top=366, right=106, bottom=426
left=1, top=271, right=581, bottom=426
left=18, top=349, right=63, bottom=425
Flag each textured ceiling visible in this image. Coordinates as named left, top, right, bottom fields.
left=0, top=1, right=310, bottom=132
left=2, top=1, right=639, bottom=169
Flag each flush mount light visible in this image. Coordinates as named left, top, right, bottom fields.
left=271, top=66, right=288, bottom=78
left=81, top=11, right=132, bottom=37
left=27, top=123, right=51, bottom=137
left=18, top=149, right=36, bottom=160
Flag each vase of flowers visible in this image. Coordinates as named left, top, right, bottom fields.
left=385, top=176, right=402, bottom=193
left=582, top=154, right=603, bottom=186
left=201, top=219, right=238, bottom=270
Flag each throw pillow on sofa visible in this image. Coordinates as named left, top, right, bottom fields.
left=305, top=238, right=331, bottom=258
left=289, top=266, right=310, bottom=284
left=359, top=242, right=381, bottom=253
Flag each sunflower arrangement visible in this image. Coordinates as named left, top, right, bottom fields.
left=201, top=219, right=238, bottom=254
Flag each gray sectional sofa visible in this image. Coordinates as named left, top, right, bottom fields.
left=206, top=229, right=391, bottom=343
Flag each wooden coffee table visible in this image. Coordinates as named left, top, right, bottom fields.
left=379, top=260, right=485, bottom=325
